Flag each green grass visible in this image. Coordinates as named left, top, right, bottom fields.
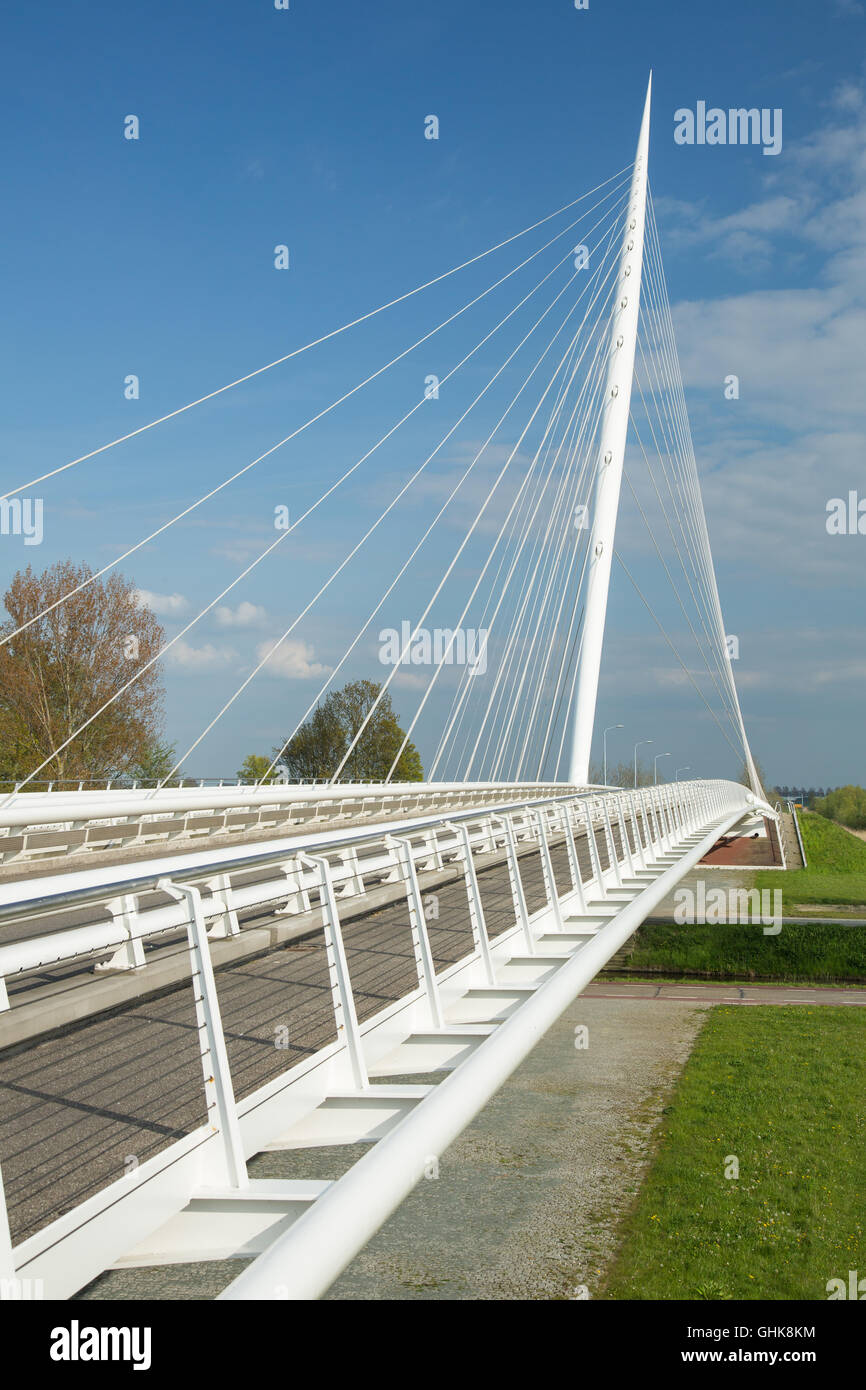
left=603, top=1006, right=866, bottom=1300
left=754, top=812, right=866, bottom=910
left=624, top=920, right=866, bottom=982
left=758, top=872, right=866, bottom=907
left=799, top=811, right=866, bottom=872
left=617, top=811, right=866, bottom=982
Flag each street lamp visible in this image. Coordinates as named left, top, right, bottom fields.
left=676, top=766, right=691, bottom=782
left=654, top=752, right=672, bottom=785
left=603, top=724, right=624, bottom=786
left=634, top=739, right=653, bottom=789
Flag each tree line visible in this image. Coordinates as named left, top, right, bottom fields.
left=1, top=560, right=422, bottom=788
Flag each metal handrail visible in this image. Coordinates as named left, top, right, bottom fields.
left=786, top=798, right=808, bottom=867
left=0, top=782, right=742, bottom=1007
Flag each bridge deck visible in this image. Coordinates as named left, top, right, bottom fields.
left=0, top=783, right=756, bottom=1299
left=0, top=844, right=572, bottom=1248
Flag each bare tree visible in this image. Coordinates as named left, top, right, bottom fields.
left=589, top=759, right=656, bottom=788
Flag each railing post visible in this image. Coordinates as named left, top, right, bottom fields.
left=633, top=800, right=653, bottom=861
left=670, top=788, right=682, bottom=842
left=582, top=799, right=607, bottom=898
left=158, top=878, right=248, bottom=1189
left=665, top=788, right=676, bottom=844
left=651, top=788, right=668, bottom=852
left=491, top=813, right=535, bottom=954
left=560, top=800, right=588, bottom=914
left=663, top=786, right=674, bottom=838
left=643, top=790, right=662, bottom=860
left=672, top=787, right=683, bottom=840
left=275, top=858, right=312, bottom=916
left=95, top=893, right=147, bottom=973
left=625, top=795, right=647, bottom=867
left=447, top=822, right=496, bottom=986
left=616, top=794, right=637, bottom=879
left=389, top=836, right=445, bottom=1028
left=204, top=873, right=241, bottom=939
left=298, top=853, right=369, bottom=1089
left=533, top=805, right=565, bottom=932
left=601, top=799, right=623, bottom=888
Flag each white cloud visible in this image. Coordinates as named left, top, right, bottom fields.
left=215, top=601, right=267, bottom=628
left=391, top=669, right=429, bottom=690
left=643, top=84, right=866, bottom=603
left=135, top=589, right=189, bottom=615
left=256, top=639, right=330, bottom=680
left=655, top=195, right=809, bottom=265
left=167, top=640, right=237, bottom=671
left=670, top=287, right=866, bottom=431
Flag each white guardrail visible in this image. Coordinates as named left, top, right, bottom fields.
left=0, top=780, right=572, bottom=865
left=0, top=779, right=769, bottom=1299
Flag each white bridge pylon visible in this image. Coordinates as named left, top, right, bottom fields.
left=568, top=72, right=761, bottom=796
left=569, top=75, right=653, bottom=784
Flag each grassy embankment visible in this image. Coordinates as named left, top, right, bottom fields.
left=754, top=809, right=866, bottom=908
left=602, top=1006, right=866, bottom=1300
left=614, top=812, right=866, bottom=982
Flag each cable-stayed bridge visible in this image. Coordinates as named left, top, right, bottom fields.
left=0, top=77, right=776, bottom=1300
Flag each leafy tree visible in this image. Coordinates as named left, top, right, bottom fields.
left=129, top=741, right=179, bottom=787
left=277, top=679, right=423, bottom=782
left=813, top=785, right=866, bottom=830
left=236, top=753, right=280, bottom=785
left=0, top=560, right=167, bottom=783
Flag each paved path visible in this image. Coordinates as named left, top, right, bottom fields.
left=584, top=980, right=866, bottom=1006
left=81, top=992, right=710, bottom=1301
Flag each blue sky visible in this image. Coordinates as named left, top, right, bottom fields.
left=1, top=0, right=864, bottom=787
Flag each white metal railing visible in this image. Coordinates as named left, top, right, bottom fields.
left=786, top=799, right=808, bottom=867
left=0, top=783, right=677, bottom=1010
left=0, top=779, right=765, bottom=1299
left=0, top=780, right=577, bottom=866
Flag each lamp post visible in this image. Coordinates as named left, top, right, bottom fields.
left=634, top=739, right=653, bottom=789
left=676, top=766, right=691, bottom=782
left=603, top=724, right=624, bottom=786
left=654, top=752, right=671, bottom=785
